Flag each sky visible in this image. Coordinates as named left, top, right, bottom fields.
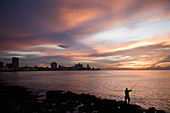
left=0, top=0, right=170, bottom=69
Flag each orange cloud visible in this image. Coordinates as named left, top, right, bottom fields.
left=155, top=62, right=170, bottom=67
left=42, top=0, right=170, bottom=34
left=60, top=8, right=101, bottom=27
left=102, top=56, right=166, bottom=69
left=93, top=34, right=170, bottom=54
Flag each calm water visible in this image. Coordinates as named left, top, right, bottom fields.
left=0, top=70, right=170, bottom=112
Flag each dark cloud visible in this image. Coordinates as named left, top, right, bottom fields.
left=58, top=45, right=69, bottom=49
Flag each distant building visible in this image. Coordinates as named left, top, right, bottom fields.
left=45, top=67, right=50, bottom=71
left=12, top=57, right=19, bottom=68
left=74, top=63, right=83, bottom=70
left=87, top=64, right=91, bottom=70
left=51, top=62, right=57, bottom=70
left=58, top=65, right=67, bottom=70
left=0, top=61, right=4, bottom=68
left=75, top=63, right=83, bottom=67
left=21, top=66, right=38, bottom=71
left=6, top=63, right=13, bottom=68
left=59, top=65, right=61, bottom=68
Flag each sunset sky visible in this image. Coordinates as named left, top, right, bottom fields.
left=0, top=0, right=170, bottom=69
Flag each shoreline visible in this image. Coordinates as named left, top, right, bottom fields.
left=0, top=84, right=166, bottom=113
left=0, top=70, right=101, bottom=72
left=1, top=69, right=170, bottom=72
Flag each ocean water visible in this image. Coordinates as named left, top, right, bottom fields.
left=0, top=70, right=169, bottom=112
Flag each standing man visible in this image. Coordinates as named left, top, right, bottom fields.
left=125, top=88, right=132, bottom=104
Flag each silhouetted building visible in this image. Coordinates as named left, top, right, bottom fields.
left=75, top=63, right=83, bottom=67
left=45, top=67, right=50, bottom=71
left=6, top=63, right=13, bottom=68
left=21, top=66, right=39, bottom=71
left=51, top=62, right=57, bottom=70
left=74, top=63, right=83, bottom=70
left=0, top=61, right=4, bottom=68
left=12, top=57, right=19, bottom=68
left=87, top=64, right=91, bottom=70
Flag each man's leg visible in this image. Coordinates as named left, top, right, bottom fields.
left=125, top=97, right=127, bottom=103
left=128, top=97, right=130, bottom=103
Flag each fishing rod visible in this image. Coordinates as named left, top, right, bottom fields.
left=130, top=83, right=137, bottom=90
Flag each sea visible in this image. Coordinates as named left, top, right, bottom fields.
left=0, top=70, right=169, bottom=113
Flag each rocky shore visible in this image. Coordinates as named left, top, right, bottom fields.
left=0, top=84, right=166, bottom=113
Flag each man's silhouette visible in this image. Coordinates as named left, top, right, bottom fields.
left=125, top=88, right=132, bottom=103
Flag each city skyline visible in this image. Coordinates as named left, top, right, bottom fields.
left=0, top=57, right=101, bottom=71
left=0, top=0, right=170, bottom=69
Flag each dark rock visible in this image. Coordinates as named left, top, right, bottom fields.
left=156, top=110, right=166, bottom=113
left=46, top=90, right=65, bottom=102
left=0, top=84, right=167, bottom=113
left=146, top=107, right=157, bottom=113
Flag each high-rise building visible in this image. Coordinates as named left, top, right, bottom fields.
left=12, top=57, right=19, bottom=68
left=51, top=62, right=57, bottom=70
